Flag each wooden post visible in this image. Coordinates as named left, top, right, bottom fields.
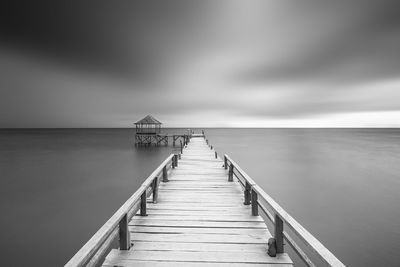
left=174, top=154, right=178, bottom=168
left=152, top=177, right=158, bottom=203
left=244, top=181, right=251, bottom=205
left=228, top=164, right=233, bottom=182
left=119, top=213, right=130, bottom=250
left=275, top=214, right=284, bottom=253
left=180, top=140, right=183, bottom=154
left=140, top=191, right=147, bottom=216
left=211, top=145, right=213, bottom=150
left=173, top=136, right=175, bottom=147
left=251, top=189, right=258, bottom=216
left=162, top=165, right=168, bottom=182
left=215, top=151, right=217, bottom=159
left=224, top=156, right=227, bottom=170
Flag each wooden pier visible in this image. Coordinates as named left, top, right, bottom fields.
left=66, top=135, right=345, bottom=267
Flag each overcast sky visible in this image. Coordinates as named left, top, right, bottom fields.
left=1, top=0, right=400, bottom=127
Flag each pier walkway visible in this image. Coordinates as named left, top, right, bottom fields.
left=103, top=137, right=292, bottom=266
left=66, top=134, right=345, bottom=267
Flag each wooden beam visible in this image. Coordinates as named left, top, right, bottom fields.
left=251, top=189, right=258, bottom=216
left=275, top=214, right=284, bottom=254
left=119, top=214, right=130, bottom=250
left=140, top=191, right=147, bottom=216
left=244, top=181, right=251, bottom=205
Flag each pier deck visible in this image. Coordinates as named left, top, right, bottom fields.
left=102, top=137, right=292, bottom=266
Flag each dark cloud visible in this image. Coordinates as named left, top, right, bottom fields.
left=0, top=0, right=211, bottom=80
left=1, top=1, right=400, bottom=127
left=233, top=0, right=400, bottom=85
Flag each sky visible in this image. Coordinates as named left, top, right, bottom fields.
left=1, top=0, right=400, bottom=127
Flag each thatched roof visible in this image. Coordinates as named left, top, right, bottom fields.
left=135, top=115, right=162, bottom=125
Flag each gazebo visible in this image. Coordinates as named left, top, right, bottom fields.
left=134, top=115, right=162, bottom=135
left=134, top=115, right=167, bottom=146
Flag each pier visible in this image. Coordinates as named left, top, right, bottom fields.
left=134, top=115, right=191, bottom=146
left=66, top=134, right=345, bottom=266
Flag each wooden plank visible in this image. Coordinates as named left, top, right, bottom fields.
left=147, top=204, right=250, bottom=210
left=103, top=260, right=292, bottom=267
left=129, top=220, right=267, bottom=229
left=130, top=233, right=269, bottom=244
left=129, top=226, right=270, bottom=236
left=146, top=209, right=249, bottom=216
left=104, top=250, right=293, bottom=264
left=133, top=214, right=264, bottom=222
left=127, top=241, right=268, bottom=252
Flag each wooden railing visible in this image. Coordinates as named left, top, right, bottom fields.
left=65, top=153, right=178, bottom=267
left=224, top=154, right=345, bottom=267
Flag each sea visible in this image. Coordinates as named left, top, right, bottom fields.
left=0, top=128, right=399, bottom=266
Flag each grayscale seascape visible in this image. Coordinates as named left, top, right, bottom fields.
left=1, top=1, right=400, bottom=266
left=1, top=128, right=399, bottom=266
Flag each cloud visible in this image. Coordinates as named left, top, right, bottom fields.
left=1, top=1, right=400, bottom=127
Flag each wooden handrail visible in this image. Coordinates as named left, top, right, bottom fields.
left=65, top=154, right=174, bottom=267
left=224, top=154, right=345, bottom=267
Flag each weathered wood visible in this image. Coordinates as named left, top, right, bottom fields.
left=228, top=164, right=234, bottom=182
left=244, top=181, right=251, bottom=205
left=119, top=214, right=130, bottom=250
left=129, top=226, right=269, bottom=235
left=133, top=214, right=264, bottom=222
left=130, top=233, right=269, bottom=243
left=130, top=219, right=267, bottom=229
left=105, top=250, right=293, bottom=264
left=283, top=231, right=316, bottom=267
left=275, top=214, right=284, bottom=254
left=162, top=166, right=168, bottom=182
left=103, top=258, right=292, bottom=267
left=140, top=191, right=147, bottom=216
left=174, top=154, right=179, bottom=167
left=152, top=177, right=159, bottom=203
left=224, top=155, right=228, bottom=169
left=251, top=188, right=258, bottom=216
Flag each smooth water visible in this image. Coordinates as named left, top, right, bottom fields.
left=0, top=128, right=399, bottom=266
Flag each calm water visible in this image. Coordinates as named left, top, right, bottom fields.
left=0, top=128, right=399, bottom=266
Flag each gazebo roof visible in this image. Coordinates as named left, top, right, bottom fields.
left=135, top=115, right=162, bottom=125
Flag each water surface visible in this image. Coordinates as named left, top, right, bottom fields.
left=0, top=128, right=399, bottom=266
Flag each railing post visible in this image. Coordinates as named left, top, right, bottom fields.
left=174, top=154, right=178, bottom=167
left=140, top=191, right=147, bottom=216
left=244, top=181, right=251, bottom=205
left=162, top=165, right=168, bottom=182
left=119, top=213, right=130, bottom=250
left=251, top=189, right=258, bottom=216
left=215, top=151, right=217, bottom=159
left=152, top=177, right=158, bottom=203
left=228, top=164, right=233, bottom=182
left=275, top=214, right=284, bottom=253
left=224, top=156, right=227, bottom=170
